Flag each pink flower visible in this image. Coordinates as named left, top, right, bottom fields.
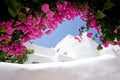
left=103, top=42, right=109, bottom=48
left=0, top=22, right=5, bottom=28
left=99, top=35, right=104, bottom=40
left=82, top=6, right=88, bottom=14
left=6, top=27, right=14, bottom=35
left=6, top=21, right=14, bottom=34
left=7, top=44, right=26, bottom=56
left=114, top=29, right=118, bottom=33
left=87, top=33, right=93, bottom=38
left=6, top=21, right=12, bottom=27
left=25, top=7, right=30, bottom=12
left=90, top=18, right=96, bottom=28
left=0, top=37, right=3, bottom=41
left=94, top=25, right=101, bottom=31
left=7, top=50, right=14, bottom=56
left=41, top=4, right=50, bottom=13
left=103, top=41, right=113, bottom=48
left=89, top=13, right=97, bottom=29
left=5, top=35, right=12, bottom=39
left=16, top=26, right=29, bottom=34
left=45, top=30, right=52, bottom=35
left=50, top=23, right=58, bottom=29
left=1, top=34, right=12, bottom=41
left=117, top=40, right=120, bottom=46
left=109, top=41, right=114, bottom=45
left=74, top=36, right=81, bottom=42
left=15, top=45, right=26, bottom=56
left=46, top=11, right=55, bottom=19
left=27, top=14, right=33, bottom=20
left=56, top=2, right=63, bottom=11
left=80, top=15, right=88, bottom=22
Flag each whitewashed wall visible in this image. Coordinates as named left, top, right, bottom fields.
left=24, top=54, right=53, bottom=64
left=0, top=48, right=120, bottom=80
left=55, top=33, right=100, bottom=59
left=24, top=42, right=56, bottom=63
left=24, top=33, right=120, bottom=63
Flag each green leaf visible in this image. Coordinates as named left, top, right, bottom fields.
left=104, top=0, right=115, bottom=10
left=5, top=0, right=18, bottom=17
left=18, top=13, right=26, bottom=20
left=117, top=25, right=120, bottom=29
left=17, top=3, right=24, bottom=10
left=5, top=40, right=10, bottom=45
left=97, top=45, right=103, bottom=50
left=96, top=10, right=106, bottom=19
left=0, top=28, right=6, bottom=33
left=95, top=34, right=98, bottom=38
left=32, top=0, right=41, bottom=4
left=60, top=0, right=65, bottom=3
left=16, top=3, right=24, bottom=13
left=8, top=8, right=17, bottom=18
left=92, top=37, right=96, bottom=40
left=119, top=20, right=120, bottom=24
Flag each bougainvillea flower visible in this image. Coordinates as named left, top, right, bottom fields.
left=41, top=4, right=50, bottom=13
left=45, top=30, right=52, bottom=35
left=25, top=7, right=30, bottom=12
left=87, top=33, right=93, bottom=38
left=114, top=29, right=118, bottom=33
left=74, top=36, right=81, bottom=42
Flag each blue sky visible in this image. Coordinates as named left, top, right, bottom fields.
left=32, top=16, right=102, bottom=48
left=32, top=16, right=86, bottom=48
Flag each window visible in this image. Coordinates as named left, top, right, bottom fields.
left=32, top=61, right=39, bottom=64
left=117, top=49, right=119, bottom=52
left=63, top=52, right=67, bottom=55
left=57, top=48, right=60, bottom=52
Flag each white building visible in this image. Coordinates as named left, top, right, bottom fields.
left=24, top=33, right=120, bottom=64
left=24, top=33, right=101, bottom=63
left=24, top=43, right=56, bottom=63
left=55, top=33, right=100, bottom=59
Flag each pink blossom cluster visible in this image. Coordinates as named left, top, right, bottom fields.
left=0, top=1, right=82, bottom=56
left=99, top=34, right=120, bottom=47
left=55, top=1, right=81, bottom=23
left=0, top=21, right=27, bottom=56
left=0, top=1, right=105, bottom=56
left=103, top=41, right=114, bottom=48
left=117, top=40, right=120, bottom=46
left=89, top=13, right=101, bottom=31
left=16, top=13, right=44, bottom=44
left=80, top=6, right=89, bottom=22
left=0, top=21, right=14, bottom=41
left=0, top=42, right=26, bottom=56
left=0, top=12, right=46, bottom=55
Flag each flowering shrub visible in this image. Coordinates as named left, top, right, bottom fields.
left=0, top=0, right=119, bottom=63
